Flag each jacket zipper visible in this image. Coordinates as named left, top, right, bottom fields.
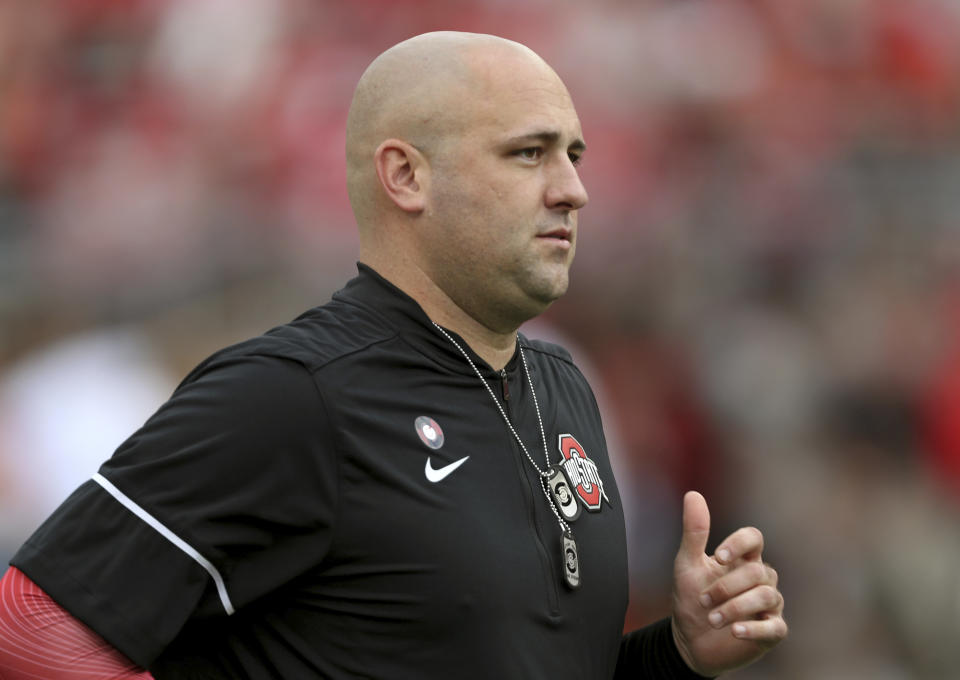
left=499, top=366, right=561, bottom=616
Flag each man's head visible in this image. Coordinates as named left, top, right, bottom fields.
left=346, top=32, right=588, bottom=334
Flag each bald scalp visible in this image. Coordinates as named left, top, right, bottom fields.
left=345, top=32, right=546, bottom=230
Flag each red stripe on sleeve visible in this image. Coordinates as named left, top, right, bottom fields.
left=0, top=566, right=154, bottom=679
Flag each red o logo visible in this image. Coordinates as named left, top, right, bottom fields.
left=557, top=433, right=603, bottom=510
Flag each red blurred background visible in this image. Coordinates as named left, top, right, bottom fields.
left=2, top=1, right=959, bottom=676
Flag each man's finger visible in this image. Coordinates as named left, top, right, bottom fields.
left=706, top=584, right=783, bottom=629
left=700, top=562, right=777, bottom=608
left=731, top=615, right=789, bottom=643
left=677, top=490, right=711, bottom=564
left=714, top=526, right=764, bottom=565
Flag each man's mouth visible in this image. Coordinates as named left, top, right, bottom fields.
left=538, top=227, right=572, bottom=243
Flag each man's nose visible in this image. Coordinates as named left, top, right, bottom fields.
left=545, top=157, right=589, bottom=212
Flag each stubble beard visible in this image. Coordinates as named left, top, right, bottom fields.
left=503, top=249, right=573, bottom=326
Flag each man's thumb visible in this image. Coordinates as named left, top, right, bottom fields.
left=678, top=490, right=711, bottom=563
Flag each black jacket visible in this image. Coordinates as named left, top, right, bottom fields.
left=13, top=264, right=702, bottom=679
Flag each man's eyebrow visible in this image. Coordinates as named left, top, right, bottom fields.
left=502, top=130, right=587, bottom=153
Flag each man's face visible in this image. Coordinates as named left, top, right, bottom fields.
left=421, top=51, right=588, bottom=333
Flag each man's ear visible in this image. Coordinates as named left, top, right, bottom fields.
left=374, top=139, right=428, bottom=213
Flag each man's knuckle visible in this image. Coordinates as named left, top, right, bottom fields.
left=761, top=585, right=780, bottom=608
left=717, top=579, right=736, bottom=602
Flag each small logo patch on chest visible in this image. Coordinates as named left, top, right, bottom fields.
left=415, top=416, right=445, bottom=449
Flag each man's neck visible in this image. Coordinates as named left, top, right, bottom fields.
left=429, top=305, right=517, bottom=371
left=360, top=256, right=517, bottom=371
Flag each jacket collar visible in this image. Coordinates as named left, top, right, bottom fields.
left=333, top=263, right=522, bottom=378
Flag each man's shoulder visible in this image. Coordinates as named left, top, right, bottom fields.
left=264, top=298, right=397, bottom=367
left=520, top=333, right=597, bottom=395
left=520, top=335, right=576, bottom=366
left=183, top=297, right=396, bottom=385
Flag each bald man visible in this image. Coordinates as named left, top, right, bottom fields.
left=0, top=32, right=785, bottom=679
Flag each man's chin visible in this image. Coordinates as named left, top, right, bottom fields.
left=544, top=268, right=571, bottom=300
left=529, top=276, right=570, bottom=309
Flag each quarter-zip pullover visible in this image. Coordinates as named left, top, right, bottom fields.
left=12, top=264, right=704, bottom=679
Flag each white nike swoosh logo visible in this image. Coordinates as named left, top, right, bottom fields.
left=424, top=456, right=470, bottom=483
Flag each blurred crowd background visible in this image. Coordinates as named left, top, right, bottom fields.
left=2, top=0, right=960, bottom=677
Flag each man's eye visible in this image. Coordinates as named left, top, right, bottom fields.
left=516, top=147, right=542, bottom=161
left=569, top=153, right=583, bottom=166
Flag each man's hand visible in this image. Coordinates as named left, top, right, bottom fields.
left=671, top=491, right=787, bottom=677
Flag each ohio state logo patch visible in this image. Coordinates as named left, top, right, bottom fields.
left=557, top=433, right=610, bottom=511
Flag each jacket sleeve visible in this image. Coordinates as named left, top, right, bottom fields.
left=615, top=617, right=713, bottom=679
left=0, top=566, right=154, bottom=679
left=10, top=353, right=338, bottom=667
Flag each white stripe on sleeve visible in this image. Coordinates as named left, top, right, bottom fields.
left=91, top=472, right=236, bottom=615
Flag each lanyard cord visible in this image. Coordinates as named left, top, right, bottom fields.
left=431, top=322, right=570, bottom=535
